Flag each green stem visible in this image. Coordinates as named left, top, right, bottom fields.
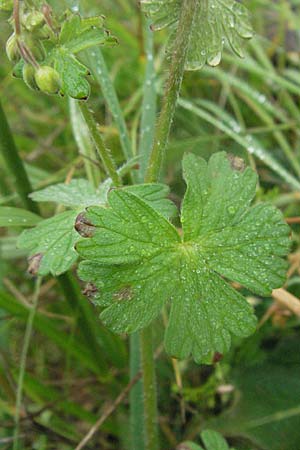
left=129, top=15, right=158, bottom=450
left=140, top=326, right=159, bottom=450
left=13, top=276, right=42, bottom=450
left=145, top=0, right=198, bottom=183
left=79, top=102, right=122, bottom=186
left=139, top=3, right=197, bottom=449
left=0, top=100, right=39, bottom=214
left=138, top=17, right=157, bottom=182
left=130, top=333, right=145, bottom=450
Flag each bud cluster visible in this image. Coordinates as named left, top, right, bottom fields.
left=3, top=1, right=63, bottom=95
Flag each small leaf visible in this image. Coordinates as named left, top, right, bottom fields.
left=141, top=0, right=253, bottom=70
left=0, top=207, right=42, bottom=227
left=18, top=211, right=79, bottom=276
left=58, top=13, right=110, bottom=54
left=201, top=430, right=229, bottom=450
left=180, top=430, right=232, bottom=450
left=76, top=152, right=290, bottom=363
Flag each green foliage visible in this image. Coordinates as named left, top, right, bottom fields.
left=30, top=178, right=109, bottom=208
left=6, top=4, right=116, bottom=99
left=141, top=0, right=253, bottom=70
left=17, top=180, right=176, bottom=276
left=0, top=207, right=41, bottom=227
left=76, top=152, right=290, bottom=363
left=30, top=179, right=177, bottom=217
left=201, top=429, right=235, bottom=450
left=46, top=13, right=116, bottom=99
left=17, top=210, right=79, bottom=276
left=181, top=429, right=237, bottom=450
left=1, top=1, right=299, bottom=448
left=124, top=184, right=177, bottom=218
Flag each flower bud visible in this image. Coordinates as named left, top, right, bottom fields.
left=6, top=33, right=19, bottom=62
left=22, top=64, right=39, bottom=91
left=34, top=66, right=61, bottom=95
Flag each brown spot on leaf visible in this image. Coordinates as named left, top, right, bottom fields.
left=75, top=213, right=95, bottom=238
left=113, top=285, right=133, bottom=302
left=227, top=154, right=246, bottom=172
left=213, top=352, right=223, bottom=363
left=28, top=253, right=43, bottom=276
left=82, top=283, right=99, bottom=298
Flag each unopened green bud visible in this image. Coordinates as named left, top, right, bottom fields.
left=0, top=0, right=13, bottom=11
left=6, top=33, right=19, bottom=62
left=23, top=64, right=39, bottom=91
left=34, top=66, right=61, bottom=95
left=23, top=11, right=45, bottom=31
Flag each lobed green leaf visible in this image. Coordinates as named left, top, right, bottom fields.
left=76, top=152, right=290, bottom=363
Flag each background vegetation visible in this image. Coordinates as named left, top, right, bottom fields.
left=0, top=0, right=300, bottom=449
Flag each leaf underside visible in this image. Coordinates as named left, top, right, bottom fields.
left=30, top=179, right=176, bottom=217
left=141, top=0, right=254, bottom=70
left=76, top=152, right=290, bottom=364
left=18, top=181, right=176, bottom=276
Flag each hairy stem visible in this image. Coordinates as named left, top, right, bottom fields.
left=13, top=0, right=21, bottom=35
left=129, top=14, right=158, bottom=450
left=0, top=100, right=39, bottom=214
left=79, top=102, right=122, bottom=186
left=140, top=326, right=159, bottom=450
left=138, top=16, right=157, bottom=182
left=130, top=333, right=145, bottom=450
left=13, top=277, right=42, bottom=450
left=145, top=0, right=198, bottom=183
left=140, top=2, right=198, bottom=449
